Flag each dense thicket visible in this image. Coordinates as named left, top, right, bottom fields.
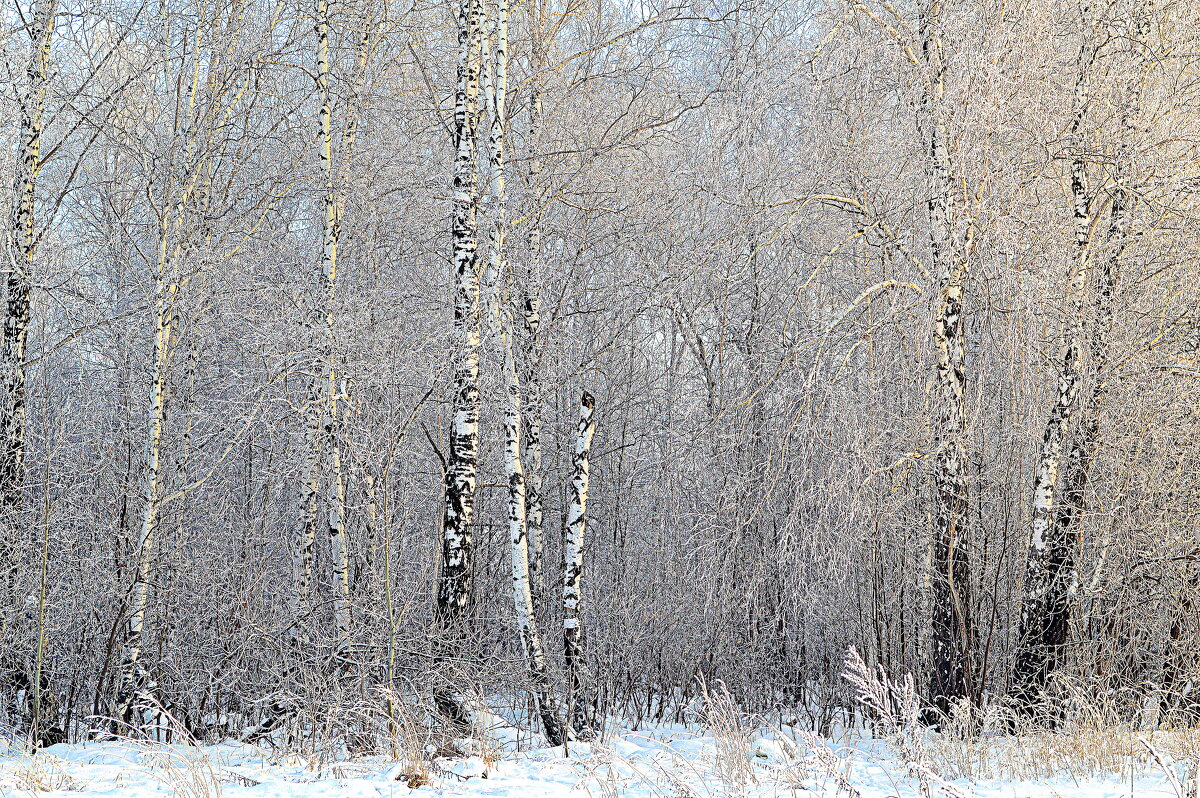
left=2, top=0, right=1200, bottom=747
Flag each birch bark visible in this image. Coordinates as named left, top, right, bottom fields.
left=0, top=0, right=55, bottom=740
left=295, top=410, right=322, bottom=623
left=1044, top=153, right=1129, bottom=624
left=116, top=217, right=183, bottom=728
left=921, top=0, right=977, bottom=720
left=1010, top=41, right=1097, bottom=717
left=1012, top=25, right=1139, bottom=714
left=315, top=0, right=352, bottom=655
left=250, top=1, right=371, bottom=742
left=501, top=324, right=565, bottom=745
left=563, top=390, right=596, bottom=738
left=113, top=1, right=261, bottom=728
left=1056, top=93, right=1135, bottom=523
left=1, top=0, right=56, bottom=598
left=435, top=0, right=484, bottom=728
left=519, top=0, right=547, bottom=597
left=484, top=0, right=565, bottom=744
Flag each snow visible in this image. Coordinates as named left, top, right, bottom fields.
left=0, top=721, right=1187, bottom=797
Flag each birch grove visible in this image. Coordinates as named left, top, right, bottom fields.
left=2, top=0, right=1200, bottom=753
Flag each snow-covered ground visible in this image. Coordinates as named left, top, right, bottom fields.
left=0, top=721, right=1188, bottom=797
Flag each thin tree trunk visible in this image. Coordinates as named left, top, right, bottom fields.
left=519, top=0, right=547, bottom=599
left=248, top=0, right=368, bottom=743
left=501, top=330, right=564, bottom=745
left=295, top=409, right=322, bottom=622
left=484, top=0, right=564, bottom=744
left=1020, top=11, right=1142, bottom=722
left=115, top=237, right=179, bottom=728
left=316, top=0, right=352, bottom=655
left=112, top=81, right=212, bottom=724
left=326, top=398, right=351, bottom=651
left=1059, top=105, right=1133, bottom=507
left=563, top=390, right=596, bottom=738
left=1043, top=153, right=1129, bottom=631
left=1026, top=86, right=1134, bottom=712
left=435, top=0, right=484, bottom=729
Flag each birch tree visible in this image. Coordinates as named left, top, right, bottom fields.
left=1009, top=31, right=1099, bottom=719
left=563, top=390, right=595, bottom=737
left=0, top=0, right=56, bottom=744
left=518, top=0, right=548, bottom=598
left=483, top=0, right=565, bottom=743
left=920, top=0, right=977, bottom=720
left=112, top=0, right=273, bottom=728
left=1012, top=5, right=1143, bottom=718
left=435, top=0, right=484, bottom=728
left=2, top=0, right=1200, bottom=753
left=2, top=0, right=56, bottom=604
left=314, top=0, right=352, bottom=655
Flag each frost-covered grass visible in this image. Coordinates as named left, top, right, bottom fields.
left=0, top=715, right=1195, bottom=798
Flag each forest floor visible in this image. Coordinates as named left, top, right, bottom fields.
left=0, top=718, right=1190, bottom=797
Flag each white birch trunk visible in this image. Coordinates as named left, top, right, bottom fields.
left=294, top=410, right=322, bottom=622
left=116, top=231, right=179, bottom=728
left=1, top=0, right=56, bottom=596
left=0, top=0, right=55, bottom=741
left=563, top=390, right=596, bottom=738
left=326, top=386, right=351, bottom=651
left=1051, top=148, right=1131, bottom=584
left=250, top=1, right=361, bottom=734
left=1013, top=30, right=1140, bottom=715
left=921, top=0, right=976, bottom=719
left=316, top=0, right=352, bottom=655
left=485, top=0, right=564, bottom=744
left=1011, top=41, right=1097, bottom=715
left=501, top=328, right=565, bottom=745
left=435, top=0, right=484, bottom=729
left=519, top=0, right=547, bottom=597
left=113, top=0, right=253, bottom=729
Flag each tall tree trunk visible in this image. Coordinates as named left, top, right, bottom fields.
left=326, top=396, right=351, bottom=651
left=1, top=0, right=55, bottom=602
left=1010, top=41, right=1098, bottom=718
left=921, top=0, right=976, bottom=720
left=519, top=0, right=547, bottom=599
left=1057, top=102, right=1134, bottom=520
left=563, top=390, right=596, bottom=738
left=501, top=330, right=564, bottom=745
left=484, top=0, right=564, bottom=744
left=2, top=0, right=55, bottom=741
left=248, top=0, right=370, bottom=743
left=116, top=233, right=179, bottom=729
left=112, top=66, right=217, bottom=721
left=1041, top=153, right=1129, bottom=648
left=1019, top=73, right=1135, bottom=718
left=435, top=0, right=484, bottom=729
left=316, top=0, right=352, bottom=656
